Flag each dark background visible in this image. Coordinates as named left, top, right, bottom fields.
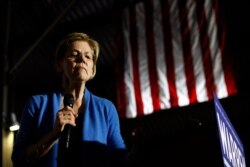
left=1, top=0, right=250, bottom=166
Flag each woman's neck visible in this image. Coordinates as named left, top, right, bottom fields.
left=63, top=81, right=85, bottom=102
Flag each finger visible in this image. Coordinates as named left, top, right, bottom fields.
left=64, top=109, right=78, bottom=118
left=63, top=106, right=78, bottom=117
left=59, top=112, right=77, bottom=126
left=62, top=118, right=76, bottom=127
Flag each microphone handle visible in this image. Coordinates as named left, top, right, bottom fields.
left=65, top=124, right=71, bottom=149
left=63, top=94, right=74, bottom=149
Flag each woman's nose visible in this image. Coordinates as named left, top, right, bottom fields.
left=75, top=54, right=86, bottom=63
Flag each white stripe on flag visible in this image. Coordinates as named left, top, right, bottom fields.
left=204, top=0, right=228, bottom=98
left=187, top=0, right=208, bottom=102
left=152, top=0, right=171, bottom=109
left=123, top=9, right=137, bottom=118
left=117, top=0, right=237, bottom=118
left=169, top=0, right=190, bottom=106
left=136, top=3, right=154, bottom=115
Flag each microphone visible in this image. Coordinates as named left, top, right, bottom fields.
left=63, top=94, right=74, bottom=149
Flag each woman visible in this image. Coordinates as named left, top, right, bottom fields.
left=12, top=32, right=127, bottom=167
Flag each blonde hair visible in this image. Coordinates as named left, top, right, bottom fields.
left=55, top=32, right=100, bottom=78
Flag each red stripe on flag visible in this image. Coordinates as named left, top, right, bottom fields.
left=116, top=47, right=126, bottom=118
left=145, top=1, right=161, bottom=110
left=115, top=19, right=127, bottom=118
left=178, top=1, right=198, bottom=103
left=161, top=0, right=179, bottom=107
left=130, top=6, right=144, bottom=116
left=214, top=0, right=238, bottom=95
left=116, top=0, right=237, bottom=118
left=196, top=0, right=215, bottom=100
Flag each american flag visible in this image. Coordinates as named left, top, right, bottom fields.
left=116, top=0, right=237, bottom=118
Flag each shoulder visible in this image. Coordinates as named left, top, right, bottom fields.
left=86, top=88, right=114, bottom=105
left=23, top=91, right=60, bottom=116
left=91, top=93, right=116, bottom=109
left=86, top=89, right=117, bottom=114
left=26, top=91, right=60, bottom=107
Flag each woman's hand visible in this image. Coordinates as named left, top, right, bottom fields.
left=54, top=106, right=78, bottom=136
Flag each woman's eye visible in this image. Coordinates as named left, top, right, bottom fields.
left=85, top=55, right=91, bottom=59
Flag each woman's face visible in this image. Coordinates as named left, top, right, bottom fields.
left=61, top=40, right=95, bottom=84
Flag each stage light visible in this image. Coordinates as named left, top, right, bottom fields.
left=9, top=112, right=20, bottom=132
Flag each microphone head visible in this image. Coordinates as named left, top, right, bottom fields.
left=63, top=94, right=74, bottom=108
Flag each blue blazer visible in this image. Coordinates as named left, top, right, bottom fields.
left=12, top=88, right=126, bottom=167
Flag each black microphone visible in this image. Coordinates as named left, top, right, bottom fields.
left=63, top=94, right=74, bottom=149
